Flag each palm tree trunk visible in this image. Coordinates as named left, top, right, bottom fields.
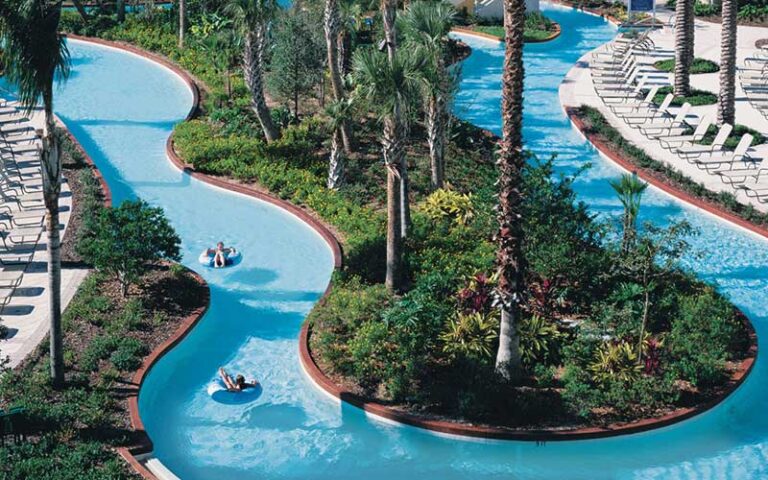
left=338, top=31, right=351, bottom=75
left=717, top=0, right=737, bottom=125
left=382, top=0, right=397, bottom=62
left=325, top=0, right=354, bottom=153
left=685, top=0, right=695, bottom=69
left=495, top=0, right=526, bottom=381
left=427, top=94, right=445, bottom=189
left=328, top=128, right=345, bottom=188
left=243, top=30, right=280, bottom=142
left=42, top=97, right=63, bottom=386
left=117, top=0, right=125, bottom=22
left=383, top=116, right=403, bottom=293
left=399, top=153, right=411, bottom=239
left=179, top=0, right=186, bottom=49
left=71, top=0, right=89, bottom=21
left=674, top=0, right=692, bottom=96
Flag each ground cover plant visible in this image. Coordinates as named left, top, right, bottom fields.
left=467, top=11, right=560, bottom=42
left=653, top=57, right=720, bottom=74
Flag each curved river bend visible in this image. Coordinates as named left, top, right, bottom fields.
left=40, top=4, right=768, bottom=479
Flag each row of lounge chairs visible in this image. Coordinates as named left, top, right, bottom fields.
left=592, top=33, right=768, bottom=203
left=740, top=48, right=768, bottom=122
left=0, top=97, right=46, bottom=312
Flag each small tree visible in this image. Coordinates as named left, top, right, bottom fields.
left=610, top=173, right=647, bottom=254
left=78, top=200, right=181, bottom=297
left=268, top=12, right=324, bottom=119
left=620, top=221, right=695, bottom=360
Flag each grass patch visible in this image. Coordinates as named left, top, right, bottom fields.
left=698, top=123, right=766, bottom=149
left=652, top=86, right=718, bottom=106
left=473, top=12, right=558, bottom=42
left=653, top=58, right=720, bottom=74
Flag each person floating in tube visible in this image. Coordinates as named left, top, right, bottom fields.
left=210, top=241, right=236, bottom=268
left=219, top=367, right=258, bottom=392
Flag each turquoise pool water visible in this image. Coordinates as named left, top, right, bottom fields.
left=12, top=3, right=768, bottom=478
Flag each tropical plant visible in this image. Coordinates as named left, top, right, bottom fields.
left=422, top=188, right=475, bottom=226
left=401, top=0, right=457, bottom=190
left=351, top=46, right=424, bottom=292
left=337, top=0, right=364, bottom=75
left=198, top=29, right=241, bottom=99
left=225, top=0, right=281, bottom=142
left=268, top=11, right=323, bottom=118
left=495, top=0, right=527, bottom=380
left=440, top=311, right=499, bottom=360
left=518, top=314, right=563, bottom=368
left=78, top=200, right=182, bottom=297
left=324, top=0, right=354, bottom=152
left=609, top=173, right=647, bottom=254
left=588, top=341, right=642, bottom=386
left=717, top=0, right=737, bottom=125
left=0, top=0, right=71, bottom=385
left=325, top=98, right=354, bottom=188
left=457, top=272, right=497, bottom=315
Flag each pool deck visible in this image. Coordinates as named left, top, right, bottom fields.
left=559, top=4, right=768, bottom=213
left=1, top=107, right=88, bottom=368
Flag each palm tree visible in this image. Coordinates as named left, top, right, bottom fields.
left=337, top=0, right=362, bottom=76
left=674, top=0, right=693, bottom=96
left=0, top=0, right=71, bottom=386
left=717, top=0, right=737, bottom=125
left=226, top=0, right=281, bottom=142
left=380, top=0, right=412, bottom=238
left=179, top=0, right=187, bottom=48
left=609, top=173, right=648, bottom=254
left=352, top=48, right=423, bottom=293
left=325, top=98, right=353, bottom=189
left=495, top=0, right=526, bottom=381
left=117, top=0, right=126, bottom=22
left=324, top=0, right=354, bottom=152
left=401, top=0, right=457, bottom=190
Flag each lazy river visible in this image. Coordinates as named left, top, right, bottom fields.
left=28, top=3, right=768, bottom=479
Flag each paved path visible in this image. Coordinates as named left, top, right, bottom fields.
left=1, top=105, right=88, bottom=368
left=560, top=3, right=768, bottom=211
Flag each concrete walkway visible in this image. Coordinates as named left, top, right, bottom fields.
left=560, top=3, right=768, bottom=211
left=0, top=104, right=88, bottom=368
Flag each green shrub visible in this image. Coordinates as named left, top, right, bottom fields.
left=422, top=188, right=475, bottom=226
left=439, top=311, right=499, bottom=360
left=668, top=288, right=746, bottom=386
left=518, top=314, right=563, bottom=368
left=80, top=335, right=120, bottom=371
left=78, top=199, right=181, bottom=296
left=109, top=337, right=148, bottom=371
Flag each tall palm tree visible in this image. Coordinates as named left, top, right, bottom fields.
left=495, top=0, right=526, bottom=381
left=674, top=0, right=693, bottom=96
left=226, top=0, right=281, bottom=142
left=717, top=0, right=737, bottom=125
left=325, top=98, right=353, bottom=189
left=380, top=0, right=412, bottom=237
left=179, top=0, right=187, bottom=48
left=324, top=0, right=354, bottom=152
left=401, top=0, right=457, bottom=190
left=609, top=173, right=647, bottom=254
left=352, top=48, right=423, bottom=293
left=0, top=0, right=71, bottom=386
left=337, top=0, right=362, bottom=76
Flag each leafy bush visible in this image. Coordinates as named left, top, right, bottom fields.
left=80, top=335, right=120, bottom=372
left=668, top=288, right=747, bottom=386
left=421, top=188, right=475, bottom=226
left=588, top=340, right=642, bottom=385
left=109, top=337, right=148, bottom=371
left=439, top=311, right=499, bottom=360
left=518, top=314, right=563, bottom=368
left=78, top=199, right=181, bottom=296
